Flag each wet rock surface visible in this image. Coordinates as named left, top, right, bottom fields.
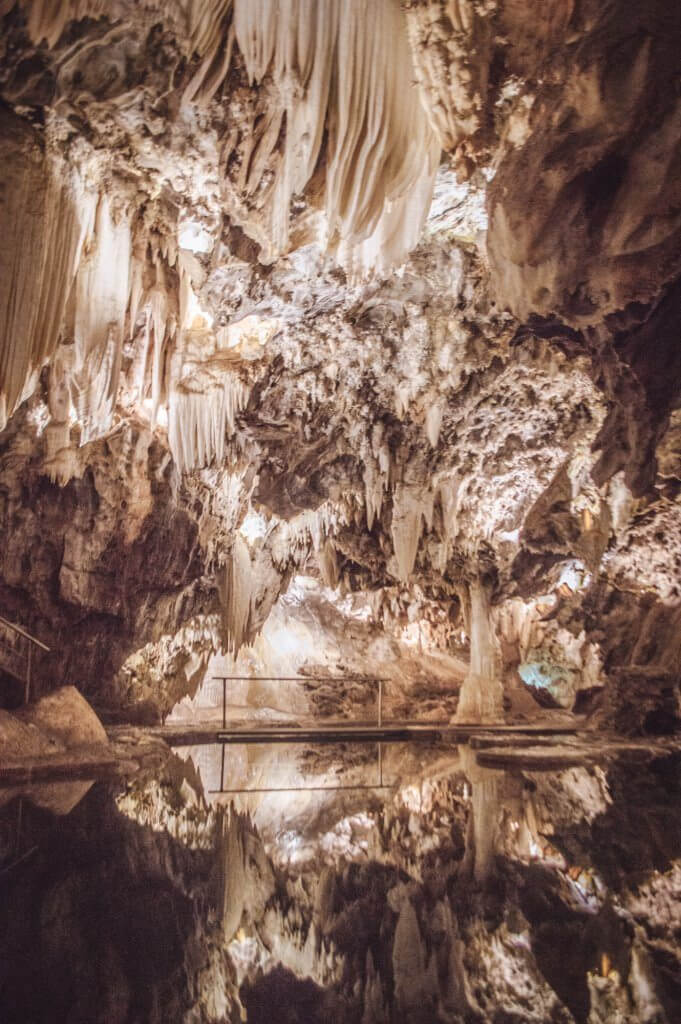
left=1, top=739, right=679, bottom=1023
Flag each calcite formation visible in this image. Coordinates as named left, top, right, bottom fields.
left=1, top=0, right=681, bottom=1019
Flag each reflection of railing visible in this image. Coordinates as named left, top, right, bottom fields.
left=209, top=740, right=389, bottom=794
left=211, top=675, right=386, bottom=728
left=208, top=675, right=390, bottom=795
left=0, top=615, right=50, bottom=703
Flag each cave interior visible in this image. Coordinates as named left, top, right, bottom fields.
left=1, top=1, right=681, bottom=1021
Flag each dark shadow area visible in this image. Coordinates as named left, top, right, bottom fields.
left=0, top=784, right=218, bottom=1024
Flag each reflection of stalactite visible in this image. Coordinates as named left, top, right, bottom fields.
left=217, top=806, right=248, bottom=941
left=456, top=579, right=504, bottom=722
left=392, top=898, right=427, bottom=1015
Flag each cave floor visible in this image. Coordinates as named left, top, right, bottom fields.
left=2, top=721, right=680, bottom=790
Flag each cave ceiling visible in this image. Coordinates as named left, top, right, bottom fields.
left=0, top=0, right=680, bottom=715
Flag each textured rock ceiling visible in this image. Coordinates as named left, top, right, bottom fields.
left=2, top=2, right=681, bottom=1018
left=0, top=0, right=681, bottom=729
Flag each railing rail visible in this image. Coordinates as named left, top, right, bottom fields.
left=211, top=674, right=386, bottom=729
left=0, top=615, right=50, bottom=703
left=0, top=615, right=50, bottom=652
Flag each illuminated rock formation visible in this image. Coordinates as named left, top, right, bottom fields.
left=1, top=1, right=681, bottom=1016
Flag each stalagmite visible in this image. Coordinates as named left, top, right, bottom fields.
left=455, top=578, right=504, bottom=722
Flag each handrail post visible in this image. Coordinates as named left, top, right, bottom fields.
left=377, top=678, right=383, bottom=728
left=222, top=678, right=227, bottom=729
left=24, top=643, right=32, bottom=705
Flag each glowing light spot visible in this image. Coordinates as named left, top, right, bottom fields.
left=240, top=509, right=269, bottom=544
left=178, top=219, right=214, bottom=253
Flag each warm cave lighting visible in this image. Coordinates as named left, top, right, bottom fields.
left=1, top=0, right=680, bottom=1020
left=239, top=508, right=269, bottom=543
left=179, top=218, right=214, bottom=254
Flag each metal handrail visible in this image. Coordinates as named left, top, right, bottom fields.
left=212, top=675, right=386, bottom=728
left=211, top=675, right=384, bottom=681
left=0, top=615, right=50, bottom=703
left=0, top=616, right=50, bottom=652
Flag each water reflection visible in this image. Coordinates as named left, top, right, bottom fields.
left=1, top=739, right=680, bottom=1023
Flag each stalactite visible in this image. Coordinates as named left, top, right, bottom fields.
left=168, top=374, right=249, bottom=473
left=2, top=0, right=439, bottom=448
left=364, top=459, right=387, bottom=531
left=495, top=599, right=536, bottom=665
left=44, top=347, right=79, bottom=485
left=403, top=0, right=487, bottom=167
left=183, top=0, right=236, bottom=106
left=231, top=0, right=440, bottom=273
left=0, top=116, right=95, bottom=432
left=71, top=194, right=132, bottom=443
left=20, top=0, right=108, bottom=48
left=426, top=399, right=444, bottom=448
left=437, top=474, right=465, bottom=569
left=148, top=258, right=174, bottom=427
left=281, top=501, right=346, bottom=561
left=217, top=535, right=253, bottom=656
left=317, top=540, right=340, bottom=589
left=391, top=483, right=433, bottom=583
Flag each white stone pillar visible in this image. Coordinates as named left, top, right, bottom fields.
left=455, top=578, right=504, bottom=723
